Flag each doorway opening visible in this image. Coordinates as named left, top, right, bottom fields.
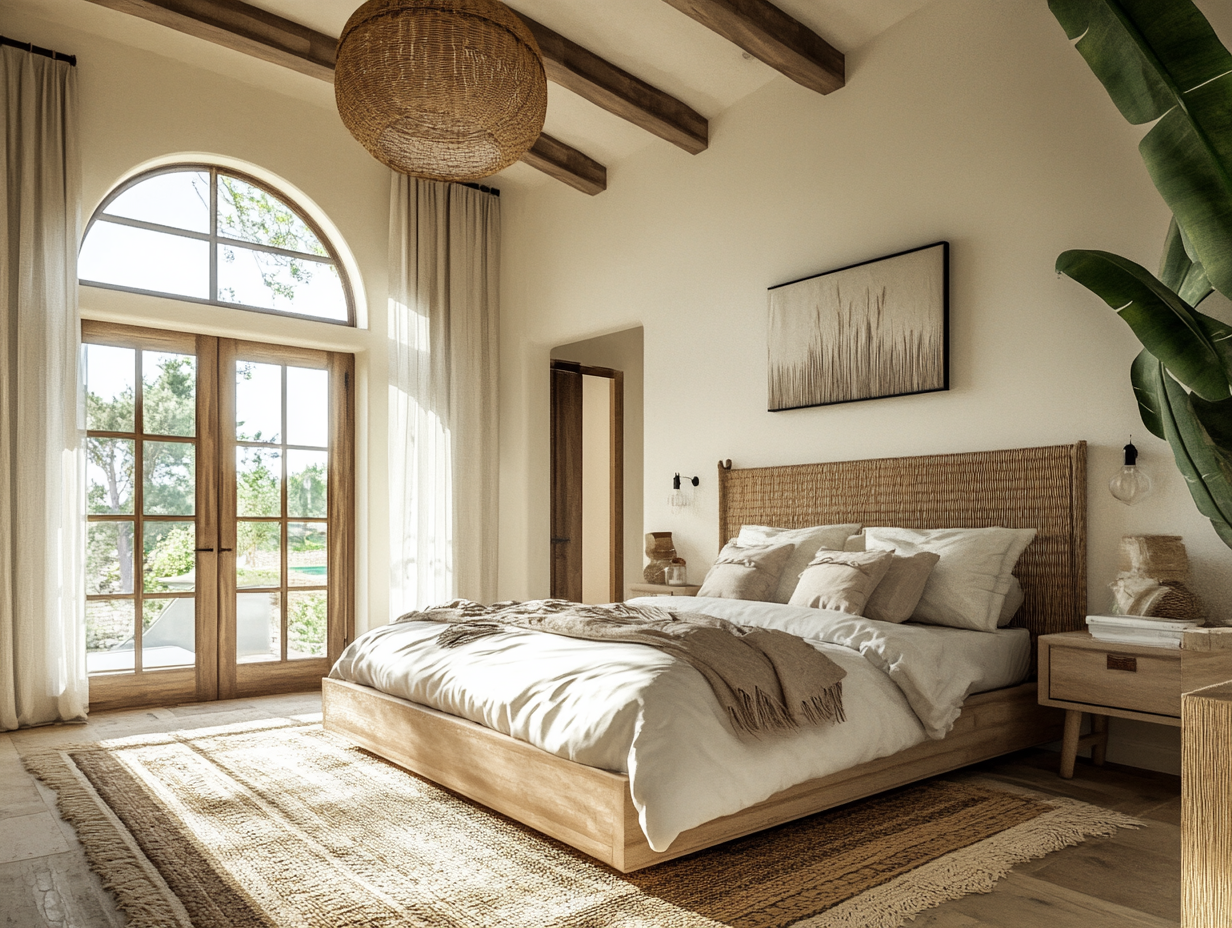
left=550, top=361, right=623, bottom=603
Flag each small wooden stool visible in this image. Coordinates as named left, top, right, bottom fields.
left=1059, top=710, right=1109, bottom=779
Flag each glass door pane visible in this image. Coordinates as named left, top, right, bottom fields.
left=221, top=340, right=351, bottom=698
left=84, top=323, right=214, bottom=711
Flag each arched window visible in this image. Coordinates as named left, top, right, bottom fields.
left=79, top=165, right=355, bottom=325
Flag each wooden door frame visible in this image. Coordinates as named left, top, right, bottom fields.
left=549, top=360, right=624, bottom=603
left=82, top=322, right=354, bottom=711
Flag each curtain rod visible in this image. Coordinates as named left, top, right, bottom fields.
left=0, top=35, right=77, bottom=67
left=458, top=181, right=500, bottom=198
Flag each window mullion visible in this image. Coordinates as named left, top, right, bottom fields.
left=210, top=168, right=218, bottom=303
left=213, top=234, right=335, bottom=266
left=93, top=214, right=213, bottom=242
left=134, top=349, right=145, bottom=674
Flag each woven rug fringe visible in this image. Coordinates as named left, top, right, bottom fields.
left=22, top=750, right=188, bottom=928
left=795, top=796, right=1142, bottom=928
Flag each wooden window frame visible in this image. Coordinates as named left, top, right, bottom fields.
left=80, top=164, right=357, bottom=326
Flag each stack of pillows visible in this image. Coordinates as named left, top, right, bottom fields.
left=696, top=523, right=1033, bottom=632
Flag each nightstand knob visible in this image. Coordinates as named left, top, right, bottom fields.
left=1107, top=654, right=1138, bottom=672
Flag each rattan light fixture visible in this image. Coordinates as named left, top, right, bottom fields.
left=335, top=0, right=547, bottom=182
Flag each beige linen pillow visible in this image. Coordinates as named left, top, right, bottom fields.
left=997, top=576, right=1025, bottom=627
left=788, top=550, right=894, bottom=614
left=737, top=523, right=862, bottom=604
left=843, top=532, right=867, bottom=552
left=863, top=552, right=941, bottom=624
left=864, top=527, right=1037, bottom=632
left=698, top=540, right=794, bottom=601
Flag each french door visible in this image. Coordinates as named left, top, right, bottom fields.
left=83, top=321, right=354, bottom=710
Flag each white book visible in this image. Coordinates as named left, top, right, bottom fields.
left=1089, top=626, right=1184, bottom=641
left=1086, top=613, right=1200, bottom=630
left=1087, top=630, right=1181, bottom=650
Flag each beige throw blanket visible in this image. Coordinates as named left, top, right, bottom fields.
left=395, top=599, right=846, bottom=738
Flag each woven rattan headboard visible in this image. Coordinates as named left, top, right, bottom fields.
left=717, top=443, right=1088, bottom=639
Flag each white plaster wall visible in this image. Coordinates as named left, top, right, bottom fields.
left=0, top=6, right=393, bottom=637
left=499, top=0, right=1232, bottom=772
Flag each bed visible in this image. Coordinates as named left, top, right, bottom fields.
left=322, top=442, right=1086, bottom=872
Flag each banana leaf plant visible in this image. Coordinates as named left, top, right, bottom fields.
left=1050, top=0, right=1232, bottom=549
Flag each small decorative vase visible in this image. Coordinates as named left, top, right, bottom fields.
left=643, top=532, right=677, bottom=584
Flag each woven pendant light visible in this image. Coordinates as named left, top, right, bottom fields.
left=335, top=0, right=547, bottom=181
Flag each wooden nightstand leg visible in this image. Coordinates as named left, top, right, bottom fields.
left=1090, top=714, right=1109, bottom=766
left=1059, top=709, right=1083, bottom=779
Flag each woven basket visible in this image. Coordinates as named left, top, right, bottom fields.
left=335, top=0, right=547, bottom=181
left=1146, top=581, right=1204, bottom=621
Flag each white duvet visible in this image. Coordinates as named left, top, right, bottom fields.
left=329, top=596, right=1029, bottom=852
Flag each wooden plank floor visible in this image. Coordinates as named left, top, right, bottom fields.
left=0, top=693, right=1181, bottom=927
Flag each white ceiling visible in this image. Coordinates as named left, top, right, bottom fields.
left=7, top=0, right=936, bottom=190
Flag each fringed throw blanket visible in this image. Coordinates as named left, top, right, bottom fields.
left=395, top=599, right=846, bottom=738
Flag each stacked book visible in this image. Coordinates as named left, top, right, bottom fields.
left=1086, top=614, right=1202, bottom=649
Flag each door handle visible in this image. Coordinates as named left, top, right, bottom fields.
left=195, top=547, right=214, bottom=553
left=551, top=537, right=570, bottom=544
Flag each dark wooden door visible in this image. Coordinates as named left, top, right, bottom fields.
left=550, top=362, right=583, bottom=601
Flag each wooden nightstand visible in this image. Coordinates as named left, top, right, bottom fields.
left=628, top=583, right=701, bottom=597
left=1038, top=629, right=1232, bottom=778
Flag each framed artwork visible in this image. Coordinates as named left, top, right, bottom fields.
left=767, top=242, right=949, bottom=411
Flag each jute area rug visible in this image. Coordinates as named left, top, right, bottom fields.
left=24, top=718, right=1140, bottom=928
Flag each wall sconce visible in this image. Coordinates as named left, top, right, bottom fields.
left=669, top=473, right=699, bottom=513
left=1109, top=439, right=1152, bottom=506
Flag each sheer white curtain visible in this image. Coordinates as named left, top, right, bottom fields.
left=389, top=176, right=500, bottom=613
left=0, top=46, right=87, bottom=729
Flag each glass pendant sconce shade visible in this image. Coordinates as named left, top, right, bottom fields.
left=1109, top=441, right=1152, bottom=506
left=669, top=473, right=699, bottom=513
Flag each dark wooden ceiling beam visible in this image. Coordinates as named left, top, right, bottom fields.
left=522, top=133, right=607, bottom=195
left=81, top=0, right=608, bottom=194
left=518, top=14, right=707, bottom=155
left=84, top=0, right=337, bottom=80
left=660, top=0, right=844, bottom=95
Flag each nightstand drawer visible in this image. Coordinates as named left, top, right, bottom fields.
left=1049, top=646, right=1181, bottom=717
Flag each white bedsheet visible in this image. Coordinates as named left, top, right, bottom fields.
left=329, top=597, right=1030, bottom=851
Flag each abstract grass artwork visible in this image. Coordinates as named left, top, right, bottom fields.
left=768, top=242, right=949, bottom=411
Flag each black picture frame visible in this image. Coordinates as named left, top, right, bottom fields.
left=767, top=241, right=950, bottom=411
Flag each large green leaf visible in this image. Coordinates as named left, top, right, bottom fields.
left=1136, top=353, right=1232, bottom=549
left=1130, top=349, right=1166, bottom=440
left=1057, top=249, right=1232, bottom=400
left=1049, top=0, right=1232, bottom=296
left=1159, top=217, right=1213, bottom=307
left=1193, top=391, right=1232, bottom=452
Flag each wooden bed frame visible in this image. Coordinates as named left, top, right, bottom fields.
left=323, top=442, right=1087, bottom=872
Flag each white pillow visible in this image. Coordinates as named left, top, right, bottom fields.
left=997, top=576, right=1025, bottom=627
left=736, top=523, right=862, bottom=603
left=843, top=532, right=866, bottom=552
left=864, top=527, right=1036, bottom=632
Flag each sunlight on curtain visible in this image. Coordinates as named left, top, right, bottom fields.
left=0, top=46, right=88, bottom=729
left=388, top=177, right=499, bottom=613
